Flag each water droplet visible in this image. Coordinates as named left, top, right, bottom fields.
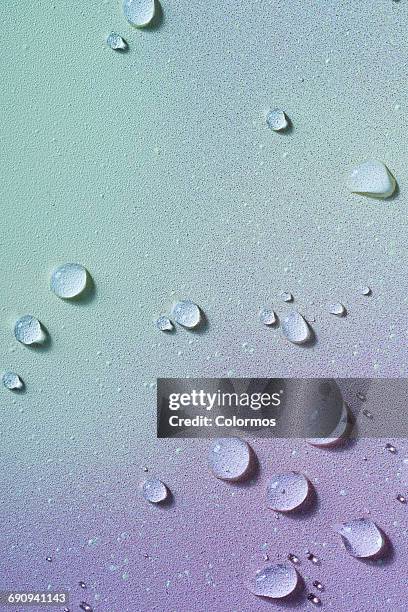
left=348, top=160, right=396, bottom=199
left=306, top=551, right=320, bottom=564
left=171, top=300, right=201, bottom=329
left=362, top=408, right=373, bottom=419
left=2, top=371, right=24, bottom=390
left=266, top=109, right=289, bottom=132
left=107, top=32, right=128, bottom=50
left=259, top=308, right=276, bottom=326
left=266, top=472, right=309, bottom=511
left=307, top=593, right=321, bottom=606
left=287, top=553, right=300, bottom=564
left=246, top=563, right=298, bottom=599
left=156, top=316, right=174, bottom=332
left=51, top=263, right=88, bottom=299
left=281, top=291, right=293, bottom=303
left=209, top=437, right=252, bottom=482
left=329, top=303, right=346, bottom=317
left=46, top=556, right=52, bottom=562
left=385, top=442, right=397, bottom=454
left=281, top=312, right=312, bottom=345
left=313, top=580, right=324, bottom=591
left=308, top=402, right=349, bottom=447
left=14, top=315, right=45, bottom=345
left=362, top=286, right=371, bottom=296
left=356, top=391, right=366, bottom=401
left=123, top=0, right=156, bottom=28
left=79, top=581, right=87, bottom=589
left=79, top=603, right=93, bottom=612
left=397, top=493, right=406, bottom=504
left=142, top=478, right=168, bottom=503
left=336, top=518, right=384, bottom=558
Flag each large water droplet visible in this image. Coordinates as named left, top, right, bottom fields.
left=308, top=402, right=349, bottom=447
left=51, top=263, right=88, bottom=299
left=281, top=312, right=311, bottom=344
left=259, top=307, right=276, bottom=326
left=2, top=371, right=24, bottom=390
left=266, top=472, right=309, bottom=511
left=336, top=518, right=385, bottom=558
left=123, top=0, right=156, bottom=27
left=171, top=300, right=201, bottom=329
left=14, top=315, right=45, bottom=345
left=142, top=478, right=168, bottom=503
left=107, top=32, right=128, bottom=50
left=266, top=109, right=289, bottom=132
left=156, top=316, right=174, bottom=332
left=329, top=303, right=346, bottom=317
left=246, top=563, right=298, bottom=599
left=209, top=437, right=252, bottom=481
left=348, top=160, right=396, bottom=199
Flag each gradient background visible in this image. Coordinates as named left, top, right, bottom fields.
left=1, top=1, right=408, bottom=610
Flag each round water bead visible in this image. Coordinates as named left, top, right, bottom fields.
left=123, top=0, right=156, bottom=27
left=266, top=472, right=309, bottom=511
left=156, top=316, right=174, bottom=332
left=348, top=160, right=396, bottom=199
left=14, top=315, right=45, bottom=345
left=281, top=291, right=293, bottom=303
left=259, top=307, right=276, bottom=326
left=281, top=312, right=311, bottom=344
left=329, top=303, right=346, bottom=317
left=209, top=437, right=252, bottom=481
left=51, top=263, right=88, bottom=299
left=362, top=286, right=372, bottom=296
left=2, top=371, right=23, bottom=390
left=142, top=478, right=168, bottom=503
left=266, top=109, right=289, bottom=132
left=336, top=518, right=384, bottom=558
left=171, top=300, right=201, bottom=329
left=107, top=32, right=128, bottom=50
left=247, top=563, right=298, bottom=599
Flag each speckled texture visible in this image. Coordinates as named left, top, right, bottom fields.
left=1, top=1, right=408, bottom=611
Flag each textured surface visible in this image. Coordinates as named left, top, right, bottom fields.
left=1, top=1, right=408, bottom=611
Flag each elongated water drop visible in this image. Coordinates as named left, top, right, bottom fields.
left=259, top=307, right=276, bottom=326
left=281, top=312, right=311, bottom=345
left=336, top=518, right=384, bottom=558
left=287, top=553, right=300, bottom=564
left=307, top=593, right=321, bottom=606
left=348, top=160, right=396, bottom=199
left=329, top=303, right=346, bottom=317
left=2, top=371, right=24, bottom=390
left=107, top=32, right=128, bottom=50
left=171, top=300, right=201, bottom=329
left=246, top=563, right=298, bottom=599
left=266, top=472, right=309, bottom=511
left=209, top=437, right=252, bottom=482
left=51, top=263, right=88, bottom=299
left=142, top=478, right=168, bottom=503
left=156, top=316, right=174, bottom=332
left=385, top=442, right=397, bottom=454
left=14, top=315, right=45, bottom=345
left=123, top=0, right=156, bottom=27
left=313, top=580, right=324, bottom=591
left=266, top=109, right=289, bottom=132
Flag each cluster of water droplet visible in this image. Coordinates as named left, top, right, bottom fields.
left=156, top=300, right=202, bottom=333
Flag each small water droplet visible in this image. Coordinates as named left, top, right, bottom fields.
left=123, top=0, right=156, bottom=27
left=51, top=263, right=88, bottom=299
left=46, top=556, right=52, bottom=562
left=397, top=493, right=406, bottom=504
left=142, top=478, right=169, bottom=503
left=385, top=442, right=397, bottom=454
left=306, top=551, right=320, bottom=564
left=336, top=518, right=384, bottom=558
left=287, top=553, right=300, bottom=564
left=348, top=159, right=396, bottom=199
left=356, top=391, right=366, bottom=401
left=281, top=292, right=293, bottom=303
left=362, top=408, right=373, bottom=419
left=79, top=603, right=93, bottom=612
left=362, top=286, right=371, bottom=296
left=329, top=303, right=346, bottom=317
left=156, top=316, right=174, bottom=332
left=14, top=315, right=45, bottom=345
left=246, top=563, right=298, bottom=599
left=266, top=109, right=289, bottom=132
left=259, top=308, right=276, bottom=326
left=2, top=371, right=24, bottom=390
left=107, top=32, right=128, bottom=50
left=281, top=312, right=312, bottom=345
left=266, top=472, right=309, bottom=512
left=307, top=593, right=321, bottom=605
left=79, top=581, right=87, bottom=589
left=209, top=437, right=252, bottom=482
left=263, top=553, right=269, bottom=561
left=171, top=300, right=201, bottom=329
left=313, top=580, right=324, bottom=591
